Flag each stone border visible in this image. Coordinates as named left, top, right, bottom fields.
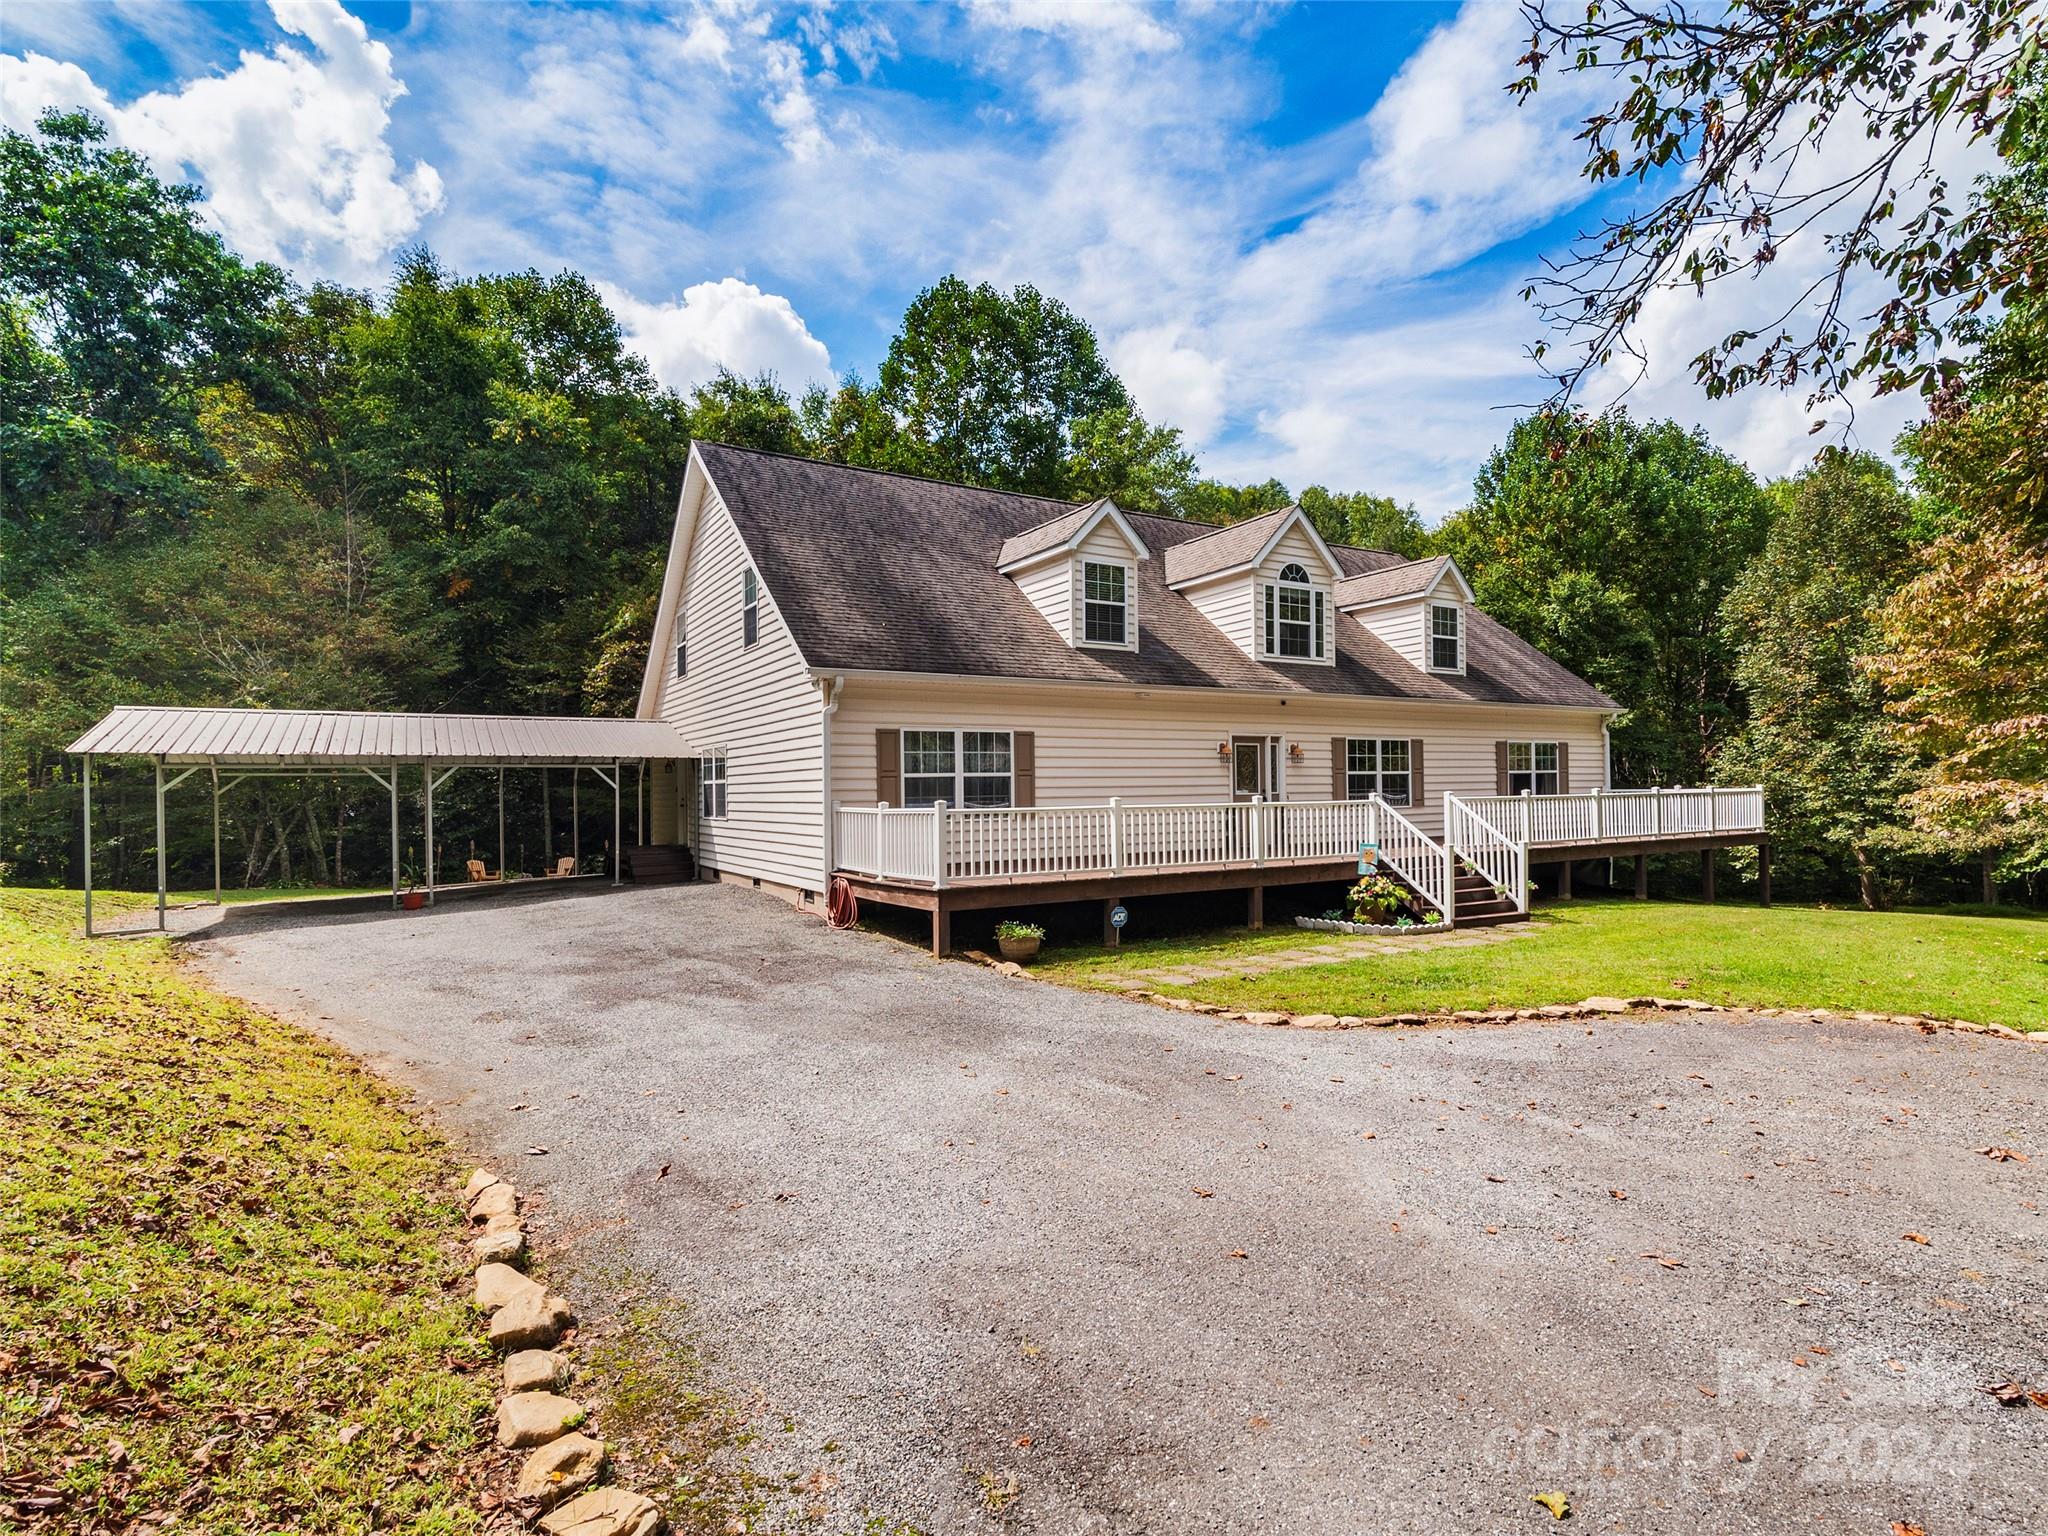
left=1294, top=915, right=1449, bottom=937
left=461, top=1168, right=666, bottom=1536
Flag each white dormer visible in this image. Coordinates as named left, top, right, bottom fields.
left=1163, top=505, right=1342, bottom=665
left=1335, top=555, right=1474, bottom=677
left=998, top=498, right=1152, bottom=653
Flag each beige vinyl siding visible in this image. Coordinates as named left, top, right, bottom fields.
left=830, top=679, right=1607, bottom=838
left=657, top=488, right=824, bottom=890
left=1181, top=574, right=1255, bottom=657
left=1071, top=522, right=1142, bottom=652
left=1350, top=571, right=1467, bottom=673
left=1254, top=523, right=1336, bottom=665
left=1012, top=556, right=1074, bottom=644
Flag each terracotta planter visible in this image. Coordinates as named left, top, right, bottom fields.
left=401, top=890, right=426, bottom=911
left=997, top=934, right=1042, bottom=963
left=1352, top=904, right=1395, bottom=926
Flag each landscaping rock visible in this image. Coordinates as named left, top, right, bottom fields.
left=1579, top=997, right=1631, bottom=1014
left=472, top=1228, right=526, bottom=1266
left=1242, top=1011, right=1289, bottom=1026
left=1337, top=1016, right=1365, bottom=1029
left=505, top=1349, right=568, bottom=1394
left=469, top=1182, right=518, bottom=1224
left=496, top=1390, right=585, bottom=1448
left=489, top=1290, right=576, bottom=1351
left=515, top=1431, right=606, bottom=1506
left=464, top=1168, right=502, bottom=1199
left=1294, top=1013, right=1341, bottom=1030
left=539, top=1488, right=663, bottom=1536
left=475, top=1261, right=543, bottom=1312
left=480, top=1209, right=523, bottom=1235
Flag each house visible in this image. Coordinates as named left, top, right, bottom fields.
left=636, top=443, right=1767, bottom=951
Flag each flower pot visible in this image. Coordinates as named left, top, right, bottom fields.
left=997, top=934, right=1042, bottom=963
left=401, top=890, right=426, bottom=911
left=1352, top=904, right=1394, bottom=926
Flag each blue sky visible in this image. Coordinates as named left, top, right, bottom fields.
left=1, top=0, right=1949, bottom=516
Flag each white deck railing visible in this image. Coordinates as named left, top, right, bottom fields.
left=1453, top=787, right=1764, bottom=847
left=1444, top=795, right=1528, bottom=912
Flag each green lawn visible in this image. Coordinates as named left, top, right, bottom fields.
left=0, top=888, right=494, bottom=1533
left=1040, top=897, right=2048, bottom=1030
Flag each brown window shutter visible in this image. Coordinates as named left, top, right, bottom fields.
left=1495, top=740, right=1510, bottom=795
left=1557, top=742, right=1570, bottom=795
left=876, top=729, right=900, bottom=806
left=1410, top=739, right=1425, bottom=809
left=1012, top=731, right=1036, bottom=807
left=1331, top=738, right=1348, bottom=799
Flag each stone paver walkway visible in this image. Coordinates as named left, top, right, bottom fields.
left=1099, top=918, right=1548, bottom=987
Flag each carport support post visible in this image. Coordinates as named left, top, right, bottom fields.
left=497, top=769, right=505, bottom=878
left=424, top=762, right=436, bottom=905
left=82, top=754, right=93, bottom=938
left=542, top=768, right=551, bottom=863
left=636, top=762, right=644, bottom=846
left=210, top=764, right=222, bottom=902
left=388, top=763, right=400, bottom=907
left=612, top=759, right=621, bottom=886
left=572, top=770, right=580, bottom=867
left=1634, top=853, right=1649, bottom=900
left=1757, top=842, right=1771, bottom=907
left=154, top=756, right=167, bottom=931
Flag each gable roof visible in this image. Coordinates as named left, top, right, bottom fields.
left=687, top=443, right=1617, bottom=710
left=1333, top=554, right=1472, bottom=609
left=1160, top=503, right=1339, bottom=586
left=995, top=497, right=1152, bottom=570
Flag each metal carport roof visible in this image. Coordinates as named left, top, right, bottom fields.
left=69, top=706, right=693, bottom=764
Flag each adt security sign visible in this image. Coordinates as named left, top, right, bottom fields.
left=1357, top=841, right=1379, bottom=875
left=1109, top=905, right=1129, bottom=929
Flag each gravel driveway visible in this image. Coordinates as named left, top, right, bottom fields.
left=188, top=882, right=2047, bottom=1535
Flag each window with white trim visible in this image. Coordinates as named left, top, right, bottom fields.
left=1081, top=560, right=1130, bottom=646
left=901, top=729, right=1013, bottom=808
left=742, top=568, right=759, bottom=647
left=1263, top=562, right=1324, bottom=660
left=673, top=635, right=687, bottom=677
left=1346, top=738, right=1411, bottom=806
left=1507, top=741, right=1559, bottom=796
left=699, top=754, right=728, bottom=818
left=1429, top=601, right=1463, bottom=672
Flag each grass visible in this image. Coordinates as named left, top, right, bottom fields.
left=0, top=888, right=494, bottom=1534
left=1040, top=896, right=2048, bottom=1030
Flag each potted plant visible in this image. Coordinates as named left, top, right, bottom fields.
left=995, top=919, right=1045, bottom=963
left=400, top=853, right=427, bottom=910
left=1347, top=873, right=1407, bottom=925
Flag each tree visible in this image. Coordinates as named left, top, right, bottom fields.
left=688, top=370, right=808, bottom=456
left=0, top=110, right=285, bottom=563
left=1513, top=1, right=2047, bottom=406
left=1298, top=486, right=1429, bottom=558
left=1438, top=411, right=1773, bottom=784
left=1177, top=478, right=1294, bottom=527
left=1062, top=406, right=1199, bottom=514
left=1714, top=452, right=1922, bottom=906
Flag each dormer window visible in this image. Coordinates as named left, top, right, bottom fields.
left=1429, top=601, right=1463, bottom=672
left=1264, top=563, right=1325, bottom=660
left=1081, top=560, right=1129, bottom=646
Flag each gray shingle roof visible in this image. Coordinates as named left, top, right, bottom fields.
left=1334, top=554, right=1456, bottom=608
left=1161, top=506, right=1297, bottom=585
left=995, top=500, right=1105, bottom=567
left=694, top=444, right=1617, bottom=710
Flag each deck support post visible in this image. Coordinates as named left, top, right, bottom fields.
left=154, top=756, right=167, bottom=931
left=1757, top=843, right=1771, bottom=907
left=1102, top=898, right=1120, bottom=948
left=1558, top=859, right=1573, bottom=900
left=1247, top=883, right=1264, bottom=930
left=82, top=754, right=93, bottom=938
left=1634, top=853, right=1648, bottom=900
left=211, top=764, right=222, bottom=903
left=1700, top=848, right=1716, bottom=904
left=931, top=898, right=951, bottom=957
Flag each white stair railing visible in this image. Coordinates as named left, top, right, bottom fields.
left=1445, top=794, right=1528, bottom=913
left=1367, top=795, right=1454, bottom=925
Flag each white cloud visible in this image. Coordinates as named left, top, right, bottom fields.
left=1110, top=325, right=1226, bottom=441
left=604, top=277, right=835, bottom=394
left=971, top=0, right=1181, bottom=56
left=1, top=0, right=441, bottom=282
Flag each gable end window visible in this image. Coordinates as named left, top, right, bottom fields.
left=699, top=754, right=728, bottom=819
left=1429, top=601, right=1463, bottom=671
left=1507, top=741, right=1559, bottom=796
left=673, top=637, right=687, bottom=678
left=901, top=729, right=1012, bottom=808
left=742, top=568, right=759, bottom=647
left=1081, top=560, right=1130, bottom=646
left=1345, top=738, right=1411, bottom=806
left=1263, top=562, right=1323, bottom=660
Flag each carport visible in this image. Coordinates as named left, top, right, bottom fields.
left=67, top=706, right=695, bottom=936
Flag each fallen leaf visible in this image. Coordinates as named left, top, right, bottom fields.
left=1019, top=1342, right=1041, bottom=1358
left=1228, top=1249, right=1248, bottom=1259
left=1247, top=1414, right=1271, bottom=1429
left=1640, top=1251, right=1685, bottom=1269
left=656, top=1163, right=670, bottom=1180
left=1975, top=1146, right=2029, bottom=1163
left=1485, top=1175, right=1506, bottom=1183
left=526, top=1146, right=548, bottom=1156
left=1696, top=1384, right=1716, bottom=1398
left=338, top=1423, right=362, bottom=1444
left=1890, top=1523, right=1927, bottom=1536
left=1192, top=1187, right=1214, bottom=1199
left=1978, top=1378, right=2033, bottom=1406
left=1781, top=1297, right=1811, bottom=1307
left=1530, top=1490, right=1571, bottom=1519
left=1608, top=1189, right=1627, bottom=1200
left=1224, top=1074, right=1243, bottom=1081
left=1014, top=1435, right=1032, bottom=1448
left=1902, top=1232, right=1930, bottom=1245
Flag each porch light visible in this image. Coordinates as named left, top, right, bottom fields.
left=1216, top=741, right=1230, bottom=756
left=1287, top=741, right=1304, bottom=760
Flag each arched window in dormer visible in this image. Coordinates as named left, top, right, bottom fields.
left=1264, top=562, right=1324, bottom=659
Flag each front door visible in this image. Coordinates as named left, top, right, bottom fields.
left=1231, top=736, right=1269, bottom=801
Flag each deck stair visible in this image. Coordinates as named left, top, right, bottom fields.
left=1450, top=859, right=1526, bottom=927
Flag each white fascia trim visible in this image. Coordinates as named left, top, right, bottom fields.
left=1336, top=561, right=1477, bottom=614
left=1164, top=505, right=1341, bottom=590
left=996, top=500, right=1153, bottom=574
left=636, top=448, right=711, bottom=718
left=807, top=665, right=1612, bottom=713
